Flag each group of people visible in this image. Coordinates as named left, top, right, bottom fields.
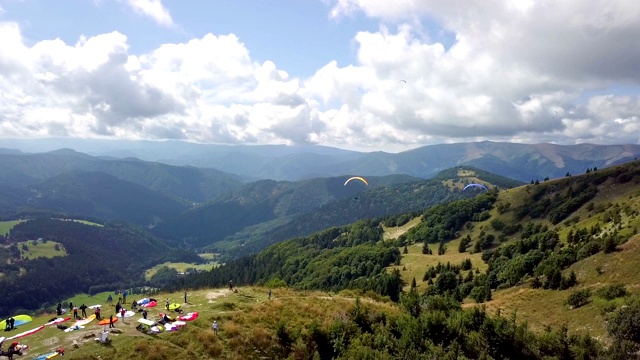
left=3, top=318, right=15, bottom=331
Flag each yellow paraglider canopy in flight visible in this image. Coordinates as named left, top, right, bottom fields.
left=344, top=176, right=368, bottom=186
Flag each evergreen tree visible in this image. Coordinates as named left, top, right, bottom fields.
left=438, top=241, right=447, bottom=255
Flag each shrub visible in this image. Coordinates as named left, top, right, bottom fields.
left=607, top=301, right=640, bottom=343
left=565, top=289, right=591, bottom=309
left=595, top=284, right=628, bottom=300
left=470, top=285, right=492, bottom=303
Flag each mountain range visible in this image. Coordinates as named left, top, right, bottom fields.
left=1, top=138, right=639, bottom=182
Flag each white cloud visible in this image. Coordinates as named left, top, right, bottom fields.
left=2, top=0, right=640, bottom=151
left=124, top=0, right=173, bottom=27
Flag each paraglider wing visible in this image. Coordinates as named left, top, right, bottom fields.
left=463, top=183, right=488, bottom=192
left=344, top=176, right=369, bottom=186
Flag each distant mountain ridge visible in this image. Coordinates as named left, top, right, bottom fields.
left=1, top=138, right=638, bottom=182
left=0, top=148, right=244, bottom=203
left=26, top=171, right=190, bottom=226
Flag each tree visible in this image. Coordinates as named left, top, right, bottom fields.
left=470, top=285, right=491, bottom=303
left=422, top=243, right=432, bottom=255
left=438, top=241, right=447, bottom=255
left=458, top=235, right=471, bottom=253
left=603, top=234, right=618, bottom=254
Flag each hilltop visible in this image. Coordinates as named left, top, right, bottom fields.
left=0, top=286, right=622, bottom=360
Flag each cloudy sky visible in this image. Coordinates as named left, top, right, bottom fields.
left=1, top=0, right=639, bottom=152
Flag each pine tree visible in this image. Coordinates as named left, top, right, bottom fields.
left=438, top=241, right=447, bottom=255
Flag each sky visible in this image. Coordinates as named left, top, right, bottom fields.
left=0, top=0, right=639, bottom=152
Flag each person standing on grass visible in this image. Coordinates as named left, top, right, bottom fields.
left=268, top=289, right=272, bottom=300
left=80, top=304, right=87, bottom=318
left=107, top=294, right=113, bottom=306
left=166, top=299, right=170, bottom=310
left=109, top=315, right=115, bottom=328
left=72, top=306, right=78, bottom=320
left=123, top=290, right=128, bottom=304
left=212, top=320, right=218, bottom=335
left=184, top=290, right=187, bottom=303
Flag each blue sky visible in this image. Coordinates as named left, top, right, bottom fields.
left=2, top=0, right=378, bottom=77
left=0, top=0, right=638, bottom=151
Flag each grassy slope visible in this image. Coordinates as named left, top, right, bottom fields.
left=11, top=287, right=397, bottom=360
left=144, top=262, right=218, bottom=280
left=0, top=219, right=26, bottom=236
left=19, top=240, right=67, bottom=259
left=383, top=167, right=640, bottom=339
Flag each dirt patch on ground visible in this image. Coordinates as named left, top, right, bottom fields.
left=206, top=289, right=231, bottom=302
left=43, top=336, right=60, bottom=347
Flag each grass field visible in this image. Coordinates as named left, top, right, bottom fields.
left=6, top=287, right=395, bottom=360
left=383, top=218, right=487, bottom=291
left=0, top=219, right=27, bottom=236
left=145, top=261, right=218, bottom=280
left=19, top=240, right=67, bottom=260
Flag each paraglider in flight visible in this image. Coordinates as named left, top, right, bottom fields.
left=463, top=183, right=488, bottom=192
left=344, top=176, right=369, bottom=186
left=399, top=80, right=407, bottom=88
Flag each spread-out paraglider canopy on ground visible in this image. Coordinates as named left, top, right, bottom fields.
left=463, top=183, right=489, bottom=192
left=344, top=176, right=368, bottom=186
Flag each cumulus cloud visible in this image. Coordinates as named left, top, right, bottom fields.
left=124, top=0, right=173, bottom=27
left=0, top=22, right=319, bottom=145
left=1, top=0, right=640, bottom=151
left=318, top=0, right=640, bottom=147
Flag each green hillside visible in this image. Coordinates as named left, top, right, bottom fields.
left=383, top=159, right=640, bottom=342
left=5, top=162, right=640, bottom=359
left=192, top=168, right=522, bottom=259
left=154, top=174, right=423, bottom=249
left=6, top=286, right=627, bottom=360
left=0, top=218, right=200, bottom=317
left=27, top=171, right=190, bottom=226
left=0, top=149, right=244, bottom=203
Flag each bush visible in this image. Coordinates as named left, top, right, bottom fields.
left=595, top=284, right=628, bottom=300
left=607, top=300, right=640, bottom=343
left=470, top=285, right=492, bottom=303
left=577, top=241, right=601, bottom=260
left=265, top=277, right=288, bottom=288
left=565, top=289, right=591, bottom=309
